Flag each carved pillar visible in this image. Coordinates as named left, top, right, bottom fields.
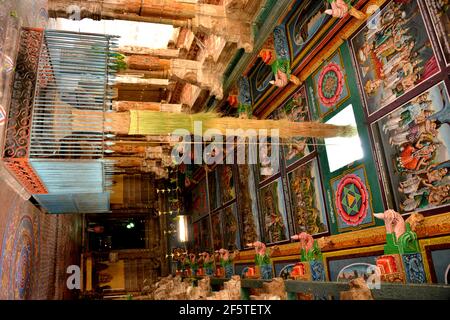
left=125, top=55, right=171, bottom=71
left=106, top=157, right=144, bottom=167
left=113, top=101, right=183, bottom=113
left=48, top=0, right=261, bottom=51
left=119, top=47, right=180, bottom=59
left=170, top=59, right=223, bottom=99
left=237, top=76, right=252, bottom=118
left=110, top=144, right=147, bottom=155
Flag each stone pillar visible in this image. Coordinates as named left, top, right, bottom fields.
left=110, top=144, right=147, bottom=155
left=170, top=59, right=223, bottom=99
left=113, top=101, right=183, bottom=113
left=125, top=55, right=171, bottom=71
left=119, top=47, right=180, bottom=59
left=48, top=0, right=261, bottom=51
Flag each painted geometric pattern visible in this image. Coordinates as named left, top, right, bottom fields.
left=402, top=253, right=427, bottom=284
left=310, top=261, right=325, bottom=281
left=330, top=166, right=374, bottom=232
left=311, top=49, right=350, bottom=118
left=336, top=174, right=369, bottom=226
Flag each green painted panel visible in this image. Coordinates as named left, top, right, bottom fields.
left=307, top=42, right=385, bottom=235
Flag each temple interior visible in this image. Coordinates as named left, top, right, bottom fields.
left=0, top=0, right=449, bottom=301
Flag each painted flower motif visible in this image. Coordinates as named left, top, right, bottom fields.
left=335, top=174, right=369, bottom=226
left=317, top=62, right=345, bottom=108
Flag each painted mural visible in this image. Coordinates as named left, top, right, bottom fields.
left=288, top=159, right=328, bottom=236
left=350, top=0, right=439, bottom=115
left=326, top=252, right=383, bottom=282
left=248, top=59, right=275, bottom=106
left=260, top=178, right=289, bottom=244
left=259, top=109, right=282, bottom=182
left=311, top=48, right=350, bottom=118
left=276, top=86, right=315, bottom=167
left=219, top=165, right=235, bottom=205
left=373, top=82, right=450, bottom=214
left=285, top=0, right=332, bottom=64
left=336, top=263, right=380, bottom=283
left=208, top=168, right=219, bottom=211
left=191, top=180, right=208, bottom=221
left=258, top=138, right=280, bottom=182
left=330, top=165, right=375, bottom=232
left=221, top=204, right=240, bottom=250
left=211, top=212, right=223, bottom=250
left=193, top=221, right=201, bottom=249
left=425, top=0, right=450, bottom=65
left=199, top=217, right=212, bottom=252
left=237, top=165, right=260, bottom=245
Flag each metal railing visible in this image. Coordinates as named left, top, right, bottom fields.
left=30, top=30, right=119, bottom=159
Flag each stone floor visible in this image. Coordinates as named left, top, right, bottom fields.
left=0, top=176, right=82, bottom=300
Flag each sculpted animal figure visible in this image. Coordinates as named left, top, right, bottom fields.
left=291, top=232, right=314, bottom=253
left=375, top=209, right=420, bottom=254
left=246, top=241, right=274, bottom=280
left=200, top=252, right=215, bottom=276
left=325, top=0, right=367, bottom=19
left=374, top=209, right=406, bottom=240
left=291, top=232, right=322, bottom=262
left=216, top=249, right=238, bottom=278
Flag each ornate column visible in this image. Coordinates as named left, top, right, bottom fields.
left=113, top=101, right=183, bottom=113
left=48, top=0, right=263, bottom=52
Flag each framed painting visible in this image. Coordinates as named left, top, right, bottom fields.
left=258, top=108, right=282, bottom=183
left=420, top=235, right=450, bottom=284
left=259, top=178, right=289, bottom=244
left=371, top=82, right=450, bottom=214
left=248, top=59, right=275, bottom=107
left=425, top=0, right=450, bottom=65
left=257, top=136, right=281, bottom=183
left=237, top=165, right=261, bottom=246
left=329, top=165, right=376, bottom=232
left=285, top=0, right=333, bottom=66
left=208, top=168, right=219, bottom=211
left=323, top=245, right=384, bottom=282
left=310, top=48, right=351, bottom=118
left=193, top=221, right=201, bottom=249
left=199, top=216, right=212, bottom=252
left=350, top=0, right=440, bottom=116
left=191, top=180, right=208, bottom=221
left=218, top=165, right=236, bottom=205
left=211, top=211, right=223, bottom=251
left=287, top=158, right=329, bottom=236
left=221, top=203, right=240, bottom=250
left=277, top=86, right=315, bottom=168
